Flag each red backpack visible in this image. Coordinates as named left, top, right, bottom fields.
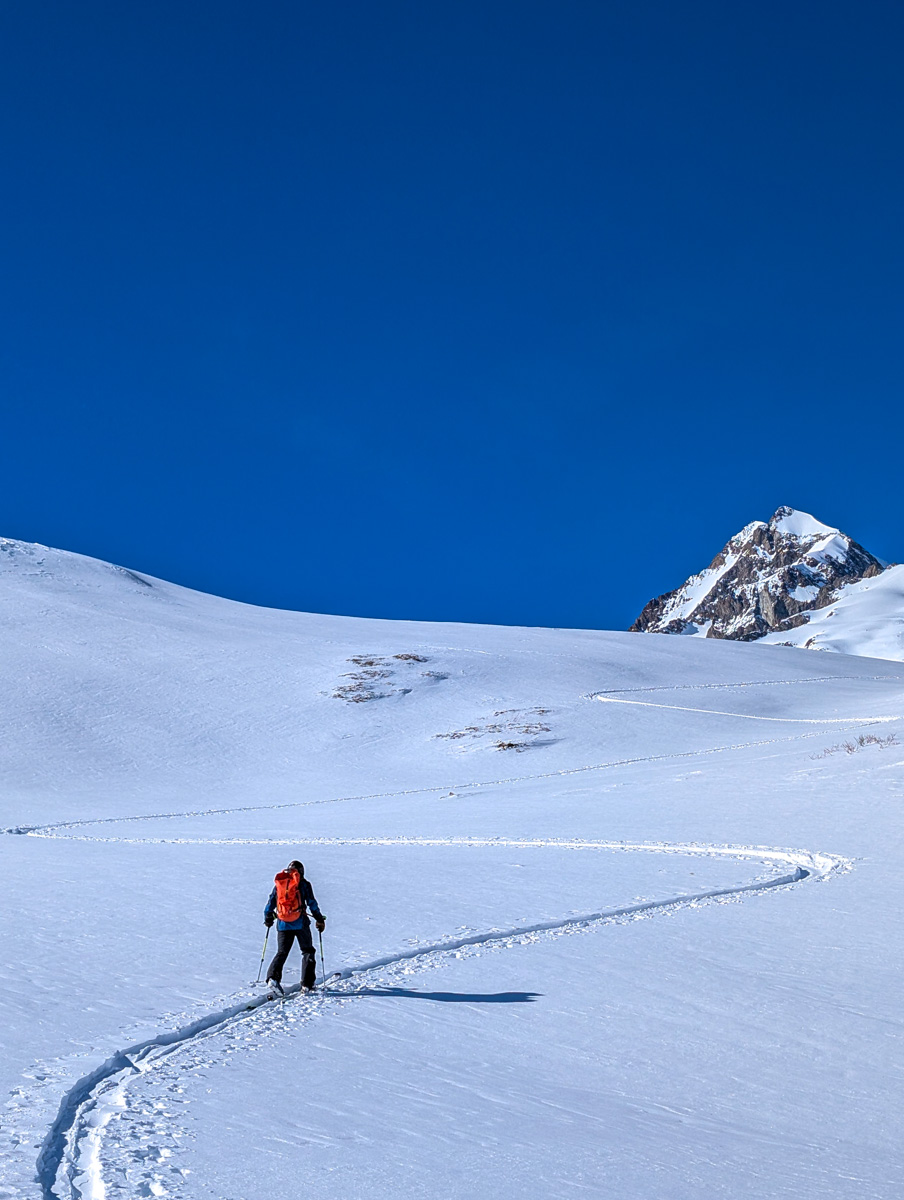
left=274, top=868, right=304, bottom=922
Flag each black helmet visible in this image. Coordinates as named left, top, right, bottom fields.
left=288, top=860, right=304, bottom=876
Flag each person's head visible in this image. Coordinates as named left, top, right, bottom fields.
left=288, top=859, right=304, bottom=876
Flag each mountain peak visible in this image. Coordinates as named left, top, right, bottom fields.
left=767, top=506, right=838, bottom=540
left=631, top=508, right=885, bottom=642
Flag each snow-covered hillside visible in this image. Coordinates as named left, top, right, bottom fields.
left=1, top=537, right=903, bottom=1199
left=630, top=507, right=904, bottom=658
left=762, top=562, right=904, bottom=660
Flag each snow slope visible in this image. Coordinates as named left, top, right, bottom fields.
left=1, top=537, right=903, bottom=1199
left=762, top=563, right=904, bottom=661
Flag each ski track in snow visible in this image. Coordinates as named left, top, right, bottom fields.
left=593, top=674, right=901, bottom=695
left=3, top=676, right=888, bottom=1198
left=31, top=842, right=846, bottom=1200
left=5, top=714, right=896, bottom=842
left=591, top=694, right=901, bottom=724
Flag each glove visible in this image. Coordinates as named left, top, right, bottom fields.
left=315, top=917, right=326, bottom=932
left=264, top=914, right=275, bottom=928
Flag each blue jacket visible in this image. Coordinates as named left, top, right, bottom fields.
left=264, top=878, right=323, bottom=932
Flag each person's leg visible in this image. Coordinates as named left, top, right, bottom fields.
left=266, top=929, right=293, bottom=983
left=299, top=924, right=317, bottom=989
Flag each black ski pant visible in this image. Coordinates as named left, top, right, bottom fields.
left=267, top=926, right=317, bottom=988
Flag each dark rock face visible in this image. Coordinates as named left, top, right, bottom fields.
left=631, top=507, right=886, bottom=642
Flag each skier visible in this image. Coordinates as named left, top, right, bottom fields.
left=263, top=860, right=326, bottom=995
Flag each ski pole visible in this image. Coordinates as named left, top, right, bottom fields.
left=318, top=928, right=326, bottom=989
left=256, top=927, right=270, bottom=983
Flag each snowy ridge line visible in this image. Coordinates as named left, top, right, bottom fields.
left=594, top=674, right=902, bottom=695
left=592, top=693, right=900, bottom=724
left=2, top=726, right=885, bottom=840
left=37, top=839, right=843, bottom=1200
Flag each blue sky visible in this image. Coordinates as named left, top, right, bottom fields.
left=1, top=1, right=902, bottom=629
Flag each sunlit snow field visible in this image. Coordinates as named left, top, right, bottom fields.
left=1, top=541, right=902, bottom=1198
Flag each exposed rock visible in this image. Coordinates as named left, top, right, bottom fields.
left=631, top=507, right=886, bottom=642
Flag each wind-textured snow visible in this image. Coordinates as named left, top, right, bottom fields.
left=1, top=536, right=903, bottom=1199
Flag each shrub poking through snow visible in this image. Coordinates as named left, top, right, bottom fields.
left=332, top=653, right=438, bottom=701
left=436, top=708, right=553, bottom=751
left=811, top=733, right=898, bottom=759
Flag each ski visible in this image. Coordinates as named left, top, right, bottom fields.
left=300, top=972, right=343, bottom=995
left=245, top=972, right=342, bottom=1008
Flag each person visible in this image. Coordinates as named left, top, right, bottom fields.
left=263, top=859, right=326, bottom=994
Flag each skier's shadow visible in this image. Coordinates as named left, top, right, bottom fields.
left=335, top=987, right=541, bottom=1004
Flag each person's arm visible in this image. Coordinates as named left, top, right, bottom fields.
left=304, top=880, right=325, bottom=928
left=264, top=886, right=277, bottom=925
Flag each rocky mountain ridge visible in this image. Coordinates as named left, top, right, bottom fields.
left=631, top=506, right=889, bottom=642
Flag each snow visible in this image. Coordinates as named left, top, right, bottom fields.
left=803, top=531, right=854, bottom=566
left=789, top=584, right=820, bottom=603
left=769, top=507, right=837, bottom=539
left=663, top=549, right=740, bottom=623
left=763, top=563, right=904, bottom=661
left=1, top=538, right=903, bottom=1198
